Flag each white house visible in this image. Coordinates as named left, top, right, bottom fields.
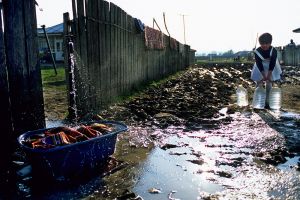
left=37, top=23, right=64, bottom=62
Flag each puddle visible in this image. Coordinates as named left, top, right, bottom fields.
left=132, top=147, right=223, bottom=200
left=87, top=110, right=300, bottom=199
left=4, top=110, right=300, bottom=199
left=280, top=111, right=300, bottom=120
left=277, top=156, right=300, bottom=171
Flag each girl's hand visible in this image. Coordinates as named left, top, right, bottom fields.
left=261, top=73, right=267, bottom=82
left=266, top=70, right=272, bottom=81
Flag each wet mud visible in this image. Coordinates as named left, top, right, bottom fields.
left=4, top=63, right=300, bottom=199
left=95, top=63, right=300, bottom=199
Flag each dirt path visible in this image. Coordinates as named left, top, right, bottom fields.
left=43, top=87, right=68, bottom=120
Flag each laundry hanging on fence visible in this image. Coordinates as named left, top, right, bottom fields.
left=134, top=18, right=145, bottom=33
left=144, top=26, right=165, bottom=50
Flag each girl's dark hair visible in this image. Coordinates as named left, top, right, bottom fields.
left=259, top=33, right=272, bottom=44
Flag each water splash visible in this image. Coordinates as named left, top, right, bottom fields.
left=68, top=40, right=78, bottom=123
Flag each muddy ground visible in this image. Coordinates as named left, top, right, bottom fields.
left=96, top=64, right=300, bottom=200
left=43, top=63, right=300, bottom=124
left=19, top=63, right=300, bottom=199
left=96, top=63, right=300, bottom=144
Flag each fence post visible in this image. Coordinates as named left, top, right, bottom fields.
left=3, top=0, right=45, bottom=136
left=0, top=3, right=13, bottom=180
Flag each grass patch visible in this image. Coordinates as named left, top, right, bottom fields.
left=41, top=65, right=68, bottom=120
left=41, top=66, right=66, bottom=90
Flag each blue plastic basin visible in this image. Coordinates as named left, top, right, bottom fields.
left=18, top=121, right=128, bottom=181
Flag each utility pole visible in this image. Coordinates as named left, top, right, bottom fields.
left=41, top=25, right=57, bottom=75
left=179, top=14, right=187, bottom=44
left=163, top=12, right=170, bottom=36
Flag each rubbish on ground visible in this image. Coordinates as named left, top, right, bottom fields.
left=148, top=187, right=162, bottom=194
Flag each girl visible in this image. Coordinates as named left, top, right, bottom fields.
left=251, top=33, right=282, bottom=108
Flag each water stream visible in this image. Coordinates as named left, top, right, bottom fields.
left=68, top=40, right=79, bottom=122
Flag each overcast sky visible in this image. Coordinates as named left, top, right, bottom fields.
left=36, top=0, right=300, bottom=53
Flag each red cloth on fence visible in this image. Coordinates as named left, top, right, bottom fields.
left=144, top=26, right=165, bottom=50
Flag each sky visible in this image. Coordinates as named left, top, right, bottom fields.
left=36, top=0, right=300, bottom=53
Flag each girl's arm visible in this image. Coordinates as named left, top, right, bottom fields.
left=266, top=48, right=277, bottom=81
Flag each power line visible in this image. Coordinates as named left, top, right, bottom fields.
left=179, top=14, right=188, bottom=44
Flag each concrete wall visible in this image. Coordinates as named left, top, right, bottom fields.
left=280, top=45, right=300, bottom=66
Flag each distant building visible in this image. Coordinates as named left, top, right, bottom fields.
left=37, top=23, right=64, bottom=62
left=207, top=53, right=217, bottom=61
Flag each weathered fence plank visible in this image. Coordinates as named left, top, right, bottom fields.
left=138, top=31, right=143, bottom=85
left=98, top=0, right=105, bottom=107
left=124, top=14, right=129, bottom=91
left=119, top=9, right=124, bottom=94
left=23, top=0, right=45, bottom=128
left=3, top=0, right=45, bottom=135
left=0, top=5, right=13, bottom=175
left=91, top=0, right=101, bottom=109
left=86, top=0, right=95, bottom=109
left=75, top=0, right=89, bottom=115
left=127, top=15, right=133, bottom=90
left=123, top=10, right=126, bottom=93
left=116, top=6, right=121, bottom=95
left=110, top=3, right=117, bottom=99
left=133, top=22, right=138, bottom=87
left=104, top=1, right=111, bottom=102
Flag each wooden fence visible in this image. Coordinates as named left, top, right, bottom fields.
left=0, top=1, right=45, bottom=133
left=66, top=0, right=195, bottom=117
left=0, top=0, right=45, bottom=173
left=0, top=2, right=12, bottom=172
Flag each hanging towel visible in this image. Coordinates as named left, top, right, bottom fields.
left=144, top=26, right=165, bottom=50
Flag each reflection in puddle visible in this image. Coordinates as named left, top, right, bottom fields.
left=278, top=156, right=300, bottom=171
left=133, top=147, right=223, bottom=200
left=280, top=111, right=300, bottom=120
